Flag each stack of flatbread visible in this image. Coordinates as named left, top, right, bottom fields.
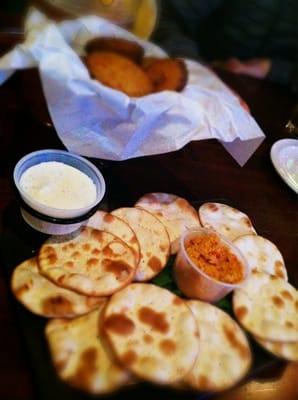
left=197, top=202, right=297, bottom=362
left=10, top=194, right=297, bottom=395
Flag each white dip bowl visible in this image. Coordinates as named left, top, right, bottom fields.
left=13, top=149, right=106, bottom=235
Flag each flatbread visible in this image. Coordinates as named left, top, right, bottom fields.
left=233, top=234, right=287, bottom=280
left=86, top=210, right=141, bottom=265
left=135, top=193, right=201, bottom=254
left=38, top=227, right=136, bottom=297
left=103, top=283, right=199, bottom=384
left=111, top=208, right=170, bottom=281
left=45, top=304, right=132, bottom=395
left=198, top=202, right=256, bottom=241
left=11, top=258, right=104, bottom=318
left=254, top=337, right=298, bottom=362
left=233, top=271, right=298, bottom=342
left=184, top=300, right=252, bottom=391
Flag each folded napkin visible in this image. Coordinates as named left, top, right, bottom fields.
left=0, top=8, right=265, bottom=165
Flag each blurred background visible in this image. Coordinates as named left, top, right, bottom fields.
left=0, top=0, right=158, bottom=39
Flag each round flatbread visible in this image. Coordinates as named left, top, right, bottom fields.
left=198, top=202, right=256, bottom=241
left=11, top=258, right=105, bottom=318
left=86, top=211, right=141, bottom=266
left=103, top=283, right=199, bottom=384
left=233, top=271, right=298, bottom=342
left=38, top=227, right=137, bottom=297
left=45, top=304, right=132, bottom=395
left=184, top=300, right=252, bottom=392
left=135, top=193, right=201, bottom=254
left=254, top=337, right=298, bottom=362
left=233, top=234, right=287, bottom=280
left=111, top=208, right=170, bottom=281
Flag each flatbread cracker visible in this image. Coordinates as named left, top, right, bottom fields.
left=199, top=202, right=256, bottom=241
left=111, top=208, right=170, bottom=281
left=11, top=258, right=104, bottom=318
left=135, top=193, right=201, bottom=254
left=184, top=300, right=252, bottom=391
left=38, top=227, right=136, bottom=297
left=86, top=210, right=141, bottom=266
left=233, top=234, right=287, bottom=280
left=103, top=283, right=199, bottom=384
left=254, top=337, right=298, bottom=362
left=233, top=271, right=298, bottom=342
left=45, top=304, right=132, bottom=394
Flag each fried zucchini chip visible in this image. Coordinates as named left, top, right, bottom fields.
left=85, top=37, right=144, bottom=64
left=144, top=58, right=187, bottom=92
left=86, top=51, right=153, bottom=97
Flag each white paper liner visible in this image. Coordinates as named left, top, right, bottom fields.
left=0, top=8, right=265, bottom=166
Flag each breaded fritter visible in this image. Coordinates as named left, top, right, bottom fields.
left=86, top=51, right=153, bottom=97
left=143, top=58, right=187, bottom=92
left=85, top=37, right=144, bottom=64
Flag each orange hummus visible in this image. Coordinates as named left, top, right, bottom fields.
left=185, top=233, right=244, bottom=284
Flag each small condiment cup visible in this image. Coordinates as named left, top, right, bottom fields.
left=173, top=228, right=250, bottom=303
left=13, top=149, right=106, bottom=235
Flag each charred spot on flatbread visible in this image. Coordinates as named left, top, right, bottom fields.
left=143, top=334, right=154, bottom=344
left=234, top=306, right=248, bottom=321
left=104, top=313, right=135, bottom=336
left=138, top=306, right=169, bottom=334
left=121, top=350, right=138, bottom=367
left=159, top=339, right=176, bottom=356
left=222, top=324, right=250, bottom=360
left=67, top=347, right=99, bottom=391
left=281, top=290, right=294, bottom=301
left=42, top=295, right=73, bottom=316
left=103, top=259, right=132, bottom=281
left=147, top=256, right=162, bottom=273
left=272, top=295, right=285, bottom=308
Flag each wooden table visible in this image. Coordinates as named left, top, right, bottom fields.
left=0, top=12, right=297, bottom=400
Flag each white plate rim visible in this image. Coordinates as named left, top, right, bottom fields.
left=270, top=138, right=298, bottom=194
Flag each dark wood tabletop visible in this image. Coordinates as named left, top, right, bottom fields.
left=0, top=10, right=297, bottom=400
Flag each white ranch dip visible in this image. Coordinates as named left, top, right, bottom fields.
left=19, top=161, right=97, bottom=210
